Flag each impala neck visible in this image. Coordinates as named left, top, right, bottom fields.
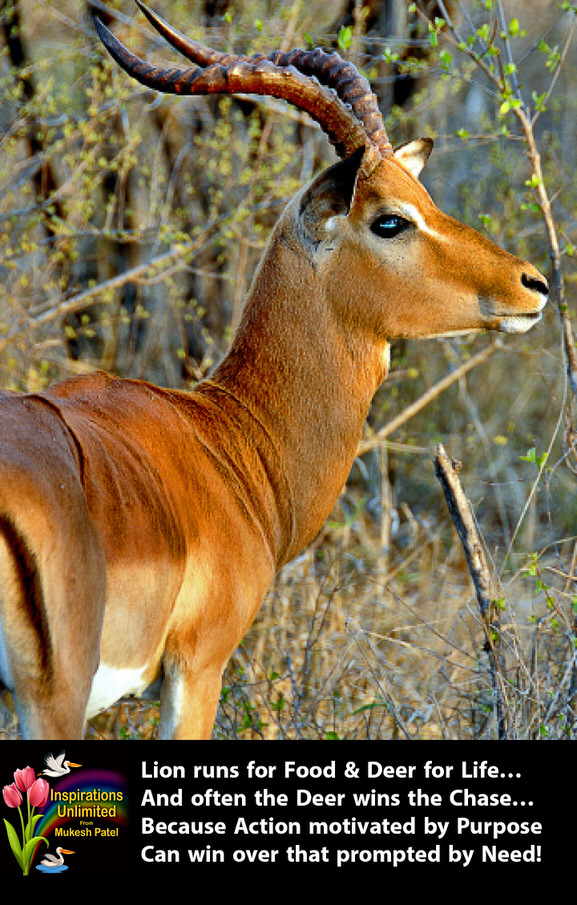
left=207, top=225, right=389, bottom=566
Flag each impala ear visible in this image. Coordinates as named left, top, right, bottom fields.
left=393, top=138, right=434, bottom=178
left=299, top=146, right=365, bottom=242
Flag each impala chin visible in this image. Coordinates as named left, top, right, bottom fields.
left=498, top=312, right=544, bottom=334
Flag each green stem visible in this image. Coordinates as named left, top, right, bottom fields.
left=17, top=805, right=25, bottom=845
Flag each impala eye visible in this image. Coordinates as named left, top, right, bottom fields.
left=370, top=214, right=411, bottom=239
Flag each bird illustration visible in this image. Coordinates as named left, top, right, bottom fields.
left=41, top=752, right=82, bottom=778
left=39, top=847, right=75, bottom=868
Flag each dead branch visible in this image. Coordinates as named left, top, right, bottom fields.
left=434, top=443, right=508, bottom=738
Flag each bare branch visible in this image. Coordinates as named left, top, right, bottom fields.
left=434, top=443, right=507, bottom=739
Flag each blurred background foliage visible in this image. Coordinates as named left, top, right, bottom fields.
left=2, top=0, right=577, bottom=739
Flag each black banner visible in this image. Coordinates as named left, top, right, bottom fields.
left=0, top=740, right=571, bottom=881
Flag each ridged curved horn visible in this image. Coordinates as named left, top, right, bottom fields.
left=135, top=1, right=392, bottom=156
left=94, top=6, right=391, bottom=167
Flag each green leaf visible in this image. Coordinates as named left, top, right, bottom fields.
left=25, top=813, right=45, bottom=842
left=23, top=835, right=49, bottom=869
left=520, top=447, right=548, bottom=469
left=520, top=201, right=541, bottom=213
left=382, top=46, right=400, bottom=64
left=525, top=173, right=542, bottom=188
left=3, top=818, right=24, bottom=870
left=440, top=49, right=452, bottom=70
left=337, top=25, right=353, bottom=51
left=508, top=17, right=520, bottom=37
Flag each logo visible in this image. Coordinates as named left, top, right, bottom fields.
left=2, top=750, right=128, bottom=875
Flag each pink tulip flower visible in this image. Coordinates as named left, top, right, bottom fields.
left=14, top=766, right=36, bottom=793
left=3, top=782, right=23, bottom=808
left=27, top=778, right=49, bottom=808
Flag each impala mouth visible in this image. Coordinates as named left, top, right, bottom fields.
left=498, top=310, right=544, bottom=334
left=486, top=287, right=548, bottom=334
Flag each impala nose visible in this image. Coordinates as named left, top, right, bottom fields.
left=521, top=271, right=549, bottom=298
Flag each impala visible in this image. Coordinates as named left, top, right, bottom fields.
left=0, top=3, right=547, bottom=740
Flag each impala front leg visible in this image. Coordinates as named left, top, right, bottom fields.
left=158, top=659, right=226, bottom=740
left=158, top=569, right=272, bottom=740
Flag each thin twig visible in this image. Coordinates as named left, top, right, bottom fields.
left=434, top=443, right=508, bottom=739
left=496, top=0, right=526, bottom=106
left=531, top=14, right=577, bottom=128
left=514, top=103, right=577, bottom=396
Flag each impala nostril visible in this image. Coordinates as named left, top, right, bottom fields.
left=522, top=272, right=548, bottom=296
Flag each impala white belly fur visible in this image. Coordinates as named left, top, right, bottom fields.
left=86, top=663, right=150, bottom=717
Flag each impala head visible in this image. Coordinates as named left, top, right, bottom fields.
left=95, top=1, right=548, bottom=344
left=292, top=140, right=548, bottom=341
